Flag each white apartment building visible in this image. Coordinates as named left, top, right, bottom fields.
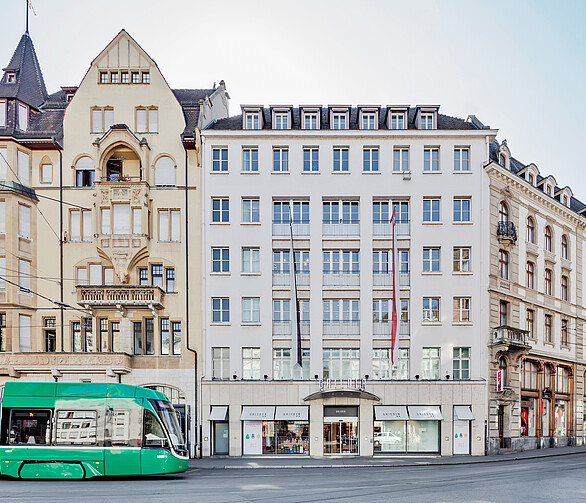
left=200, top=105, right=497, bottom=457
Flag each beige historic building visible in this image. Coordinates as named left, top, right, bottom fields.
left=486, top=140, right=585, bottom=453
left=0, top=29, right=229, bottom=455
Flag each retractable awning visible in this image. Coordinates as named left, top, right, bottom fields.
left=453, top=406, right=475, bottom=421
left=240, top=406, right=275, bottom=421
left=209, top=406, right=228, bottom=421
left=408, top=406, right=443, bottom=420
left=374, top=406, right=409, bottom=421
left=274, top=406, right=309, bottom=421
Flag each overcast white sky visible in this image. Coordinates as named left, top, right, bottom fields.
left=3, top=0, right=585, bottom=195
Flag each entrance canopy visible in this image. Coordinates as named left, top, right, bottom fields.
left=209, top=406, right=228, bottom=421
left=303, top=389, right=380, bottom=401
left=408, top=406, right=443, bottom=420
left=374, top=405, right=409, bottom=421
left=240, top=406, right=275, bottom=421
left=453, top=406, right=475, bottom=421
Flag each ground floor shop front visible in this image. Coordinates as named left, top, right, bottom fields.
left=201, top=380, right=486, bottom=457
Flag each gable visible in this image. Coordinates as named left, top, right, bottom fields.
left=94, top=31, right=153, bottom=70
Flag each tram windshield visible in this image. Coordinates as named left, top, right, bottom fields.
left=148, top=399, right=186, bottom=455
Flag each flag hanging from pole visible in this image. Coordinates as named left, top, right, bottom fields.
left=390, top=207, right=399, bottom=366
left=288, top=206, right=302, bottom=367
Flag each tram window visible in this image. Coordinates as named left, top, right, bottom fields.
left=56, top=410, right=97, bottom=445
left=144, top=409, right=168, bottom=448
left=8, top=409, right=52, bottom=445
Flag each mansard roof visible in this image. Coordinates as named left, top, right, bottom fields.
left=0, top=33, right=48, bottom=109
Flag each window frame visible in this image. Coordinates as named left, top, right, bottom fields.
left=272, top=147, right=289, bottom=172
left=453, top=147, right=470, bottom=172
left=453, top=297, right=471, bottom=323
left=212, top=297, right=230, bottom=324
left=212, top=247, right=230, bottom=274
left=242, top=147, right=259, bottom=172
left=362, top=147, right=379, bottom=172
left=422, top=297, right=440, bottom=323
left=211, top=198, right=229, bottom=223
left=212, top=147, right=229, bottom=172
left=452, top=347, right=470, bottom=380
left=453, top=247, right=471, bottom=273
left=241, top=198, right=260, bottom=223
left=453, top=197, right=471, bottom=223
left=423, top=147, right=440, bottom=172
left=303, top=147, right=319, bottom=172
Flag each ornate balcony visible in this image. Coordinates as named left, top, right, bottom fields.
left=491, top=325, right=531, bottom=349
left=77, top=285, right=164, bottom=309
left=497, top=222, right=517, bottom=244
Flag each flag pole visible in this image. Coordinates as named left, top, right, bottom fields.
left=390, top=207, right=398, bottom=366
left=288, top=206, right=302, bottom=367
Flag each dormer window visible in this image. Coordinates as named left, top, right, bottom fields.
left=528, top=173, right=534, bottom=185
left=273, top=112, right=289, bottom=130
left=6, top=72, right=16, bottom=83
left=245, top=112, right=260, bottom=130
left=303, top=112, right=319, bottom=130
left=420, top=113, right=434, bottom=129
left=563, top=195, right=568, bottom=206
left=332, top=112, right=347, bottom=130
left=18, top=103, right=28, bottom=131
left=0, top=99, right=6, bottom=127
left=499, top=154, right=506, bottom=167
left=361, top=112, right=377, bottom=130
left=390, top=113, right=405, bottom=130
left=546, top=185, right=552, bottom=196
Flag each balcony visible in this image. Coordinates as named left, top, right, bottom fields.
left=272, top=320, right=310, bottom=338
left=372, top=220, right=410, bottom=237
left=272, top=222, right=310, bottom=237
left=491, top=325, right=531, bottom=349
left=322, top=221, right=360, bottom=238
left=497, top=222, right=517, bottom=244
left=323, top=272, right=360, bottom=288
left=272, top=272, right=310, bottom=288
left=372, top=272, right=410, bottom=288
left=323, top=320, right=360, bottom=336
left=77, top=285, right=164, bottom=309
left=372, top=321, right=410, bottom=337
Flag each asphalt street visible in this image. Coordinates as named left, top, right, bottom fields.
left=1, top=453, right=586, bottom=502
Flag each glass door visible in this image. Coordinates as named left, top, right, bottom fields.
left=324, top=421, right=358, bottom=454
left=214, top=422, right=229, bottom=455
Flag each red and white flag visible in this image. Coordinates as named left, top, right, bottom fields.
left=390, top=207, right=399, bottom=366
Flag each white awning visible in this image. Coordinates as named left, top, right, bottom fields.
left=240, top=406, right=275, bottom=421
left=453, top=406, right=475, bottom=421
left=209, top=406, right=228, bottom=421
left=408, top=406, right=443, bottom=421
left=374, top=406, right=409, bottom=421
left=275, top=406, right=309, bottom=421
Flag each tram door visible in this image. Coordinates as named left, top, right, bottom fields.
left=174, top=404, right=191, bottom=454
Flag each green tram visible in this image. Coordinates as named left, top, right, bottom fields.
left=0, top=382, right=189, bottom=479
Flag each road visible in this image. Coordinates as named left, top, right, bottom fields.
left=1, top=453, right=586, bottom=502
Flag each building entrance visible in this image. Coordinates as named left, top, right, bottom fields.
left=323, top=421, right=358, bottom=454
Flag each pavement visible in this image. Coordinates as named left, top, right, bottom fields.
left=188, top=444, right=586, bottom=469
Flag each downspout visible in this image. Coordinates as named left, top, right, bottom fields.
left=52, top=138, right=64, bottom=352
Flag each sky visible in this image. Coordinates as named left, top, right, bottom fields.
left=2, top=0, right=585, bottom=196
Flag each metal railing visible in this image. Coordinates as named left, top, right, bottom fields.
left=372, top=220, right=410, bottom=237
left=99, top=175, right=143, bottom=183
left=272, top=320, right=310, bottom=337
left=497, top=222, right=517, bottom=242
left=272, top=272, right=310, bottom=288
left=372, top=272, right=410, bottom=288
left=272, top=222, right=310, bottom=237
left=322, top=272, right=360, bottom=287
left=322, top=221, right=360, bottom=237
left=322, top=320, right=360, bottom=336
left=372, top=320, right=410, bottom=337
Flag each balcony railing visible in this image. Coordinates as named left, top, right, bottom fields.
left=272, top=320, right=310, bottom=337
left=372, top=321, right=410, bottom=337
left=77, top=285, right=164, bottom=308
left=372, top=272, right=410, bottom=288
left=272, top=272, right=310, bottom=288
left=99, top=175, right=143, bottom=183
left=491, top=325, right=530, bottom=348
left=372, top=220, right=410, bottom=237
left=323, top=272, right=360, bottom=287
left=323, top=320, right=360, bottom=336
left=497, top=222, right=517, bottom=243
left=272, top=222, right=310, bottom=237
left=322, top=221, right=360, bottom=237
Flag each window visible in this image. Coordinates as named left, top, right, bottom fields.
left=9, top=408, right=51, bottom=445
left=303, top=112, right=318, bottom=130
left=133, top=318, right=154, bottom=355
left=136, top=107, right=158, bottom=133
left=454, top=148, right=469, bottom=171
left=273, top=201, right=310, bottom=225
left=322, top=349, right=360, bottom=380
left=393, top=148, right=409, bottom=172
left=212, top=347, right=230, bottom=379
left=363, top=147, right=379, bottom=172
left=273, top=112, right=289, bottom=130
left=245, top=112, right=260, bottom=130
left=499, top=201, right=508, bottom=224
left=332, top=113, right=347, bottom=130
left=0, top=147, right=7, bottom=180
left=545, top=314, right=553, bottom=343
left=420, top=113, right=434, bottom=129
left=121, top=72, right=129, bottom=83
left=133, top=208, right=142, bottom=234
left=453, top=198, right=471, bottom=222
left=333, top=147, right=349, bottom=172
left=75, top=157, right=95, bottom=187
left=110, top=321, right=120, bottom=352
left=498, top=250, right=509, bottom=280
left=323, top=250, right=359, bottom=275
left=390, top=113, right=405, bottom=130
left=561, top=235, right=568, bottom=259
left=18, top=203, right=31, bottom=239
left=242, top=297, right=260, bottom=323
left=17, top=150, right=30, bottom=185
left=242, top=198, right=260, bottom=223
left=499, top=300, right=508, bottom=326
left=139, top=268, right=148, bottom=286
left=422, top=247, right=440, bottom=273
left=303, top=148, right=319, bottom=172
left=453, top=247, right=470, bottom=273
left=151, top=264, right=163, bottom=289
left=526, top=216, right=535, bottom=243
left=0, top=257, right=5, bottom=289
left=212, top=198, right=229, bottom=223
left=242, top=247, right=260, bottom=273
left=160, top=318, right=170, bottom=355
left=526, top=309, right=535, bottom=339
left=323, top=300, right=360, bottom=322
left=273, top=148, right=288, bottom=172
left=453, top=297, right=470, bottom=322
left=100, top=209, right=111, bottom=234
left=154, top=156, right=175, bottom=186
left=372, top=251, right=389, bottom=274
left=546, top=185, right=552, bottom=196
left=322, top=201, right=359, bottom=224
left=526, top=261, right=535, bottom=289
left=72, top=317, right=93, bottom=352
left=242, top=148, right=259, bottom=172
left=212, top=247, right=229, bottom=273
left=111, top=204, right=131, bottom=234
left=522, top=360, right=538, bottom=390
left=158, top=209, right=180, bottom=241
left=423, top=148, right=439, bottom=171
left=41, top=163, right=53, bottom=183
left=556, top=367, right=569, bottom=393
left=242, top=348, right=261, bottom=379
left=100, top=72, right=108, bottom=83
left=43, top=317, right=56, bottom=353
left=18, top=103, right=28, bottom=131
left=544, top=268, right=552, bottom=296
left=372, top=349, right=409, bottom=380
left=19, top=259, right=31, bottom=293
left=372, top=300, right=389, bottom=323
left=70, top=209, right=92, bottom=242
left=528, top=173, right=534, bottom=185
left=212, top=148, right=228, bottom=172
left=166, top=268, right=175, bottom=293
left=544, top=226, right=552, bottom=252
left=453, top=348, right=470, bottom=380
left=142, top=72, right=150, bottom=84
left=110, top=72, right=119, bottom=84
left=561, top=275, right=568, bottom=301
left=212, top=298, right=230, bottom=323
left=91, top=107, right=114, bottom=133
left=422, top=297, right=440, bottom=322
left=273, top=349, right=310, bottom=380
left=273, top=299, right=290, bottom=323
left=0, top=99, right=6, bottom=127
left=561, top=320, right=569, bottom=346
left=422, top=348, right=440, bottom=379
left=423, top=198, right=440, bottom=222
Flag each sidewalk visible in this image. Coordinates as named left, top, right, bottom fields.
left=188, top=444, right=586, bottom=470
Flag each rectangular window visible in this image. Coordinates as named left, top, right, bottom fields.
left=19, top=259, right=30, bottom=293
left=212, top=347, right=230, bottom=379
left=88, top=264, right=102, bottom=285
left=322, top=299, right=360, bottom=322
left=422, top=198, right=440, bottom=223
left=70, top=209, right=92, bottom=242
left=165, top=268, right=175, bottom=293
left=17, top=150, right=30, bottom=185
left=499, top=250, right=509, bottom=280
left=0, top=257, right=5, bottom=289
left=18, top=203, right=31, bottom=239
left=100, top=72, right=108, bottom=83
left=372, top=250, right=389, bottom=274
left=391, top=113, right=405, bottom=130
left=142, top=72, right=150, bottom=84
left=363, top=147, right=379, bottom=172
left=145, top=318, right=154, bottom=355
left=0, top=312, right=5, bottom=351
left=545, top=314, right=553, bottom=343
left=422, top=297, right=440, bottom=322
left=245, top=113, right=260, bottom=130
left=393, top=148, right=409, bottom=172
left=362, top=112, right=377, bottom=130
left=212, top=298, right=230, bottom=323
left=422, top=248, right=440, bottom=273
left=133, top=322, right=142, bottom=355
left=132, top=208, right=141, bottom=234
left=423, top=148, right=440, bottom=171
left=18, top=103, right=28, bottom=131
left=242, top=347, right=261, bottom=379
left=304, top=112, right=318, bottom=130
left=91, top=107, right=114, bottom=133
left=139, top=268, right=148, bottom=286
left=322, top=201, right=359, bottom=224
left=372, top=348, right=409, bottom=380
left=161, top=318, right=170, bottom=355
left=0, top=99, right=6, bottom=127
left=273, top=349, right=310, bottom=380
left=420, top=113, right=434, bottom=129
left=499, top=300, right=508, bottom=326
left=19, top=314, right=31, bottom=352
left=110, top=72, right=119, bottom=84
left=303, top=148, right=319, bottom=172
left=172, top=321, right=181, bottom=355
left=242, top=148, right=259, bottom=172
left=0, top=147, right=7, bottom=179
left=453, top=247, right=471, bottom=272
left=454, top=148, right=470, bottom=171
left=453, top=348, right=470, bottom=380
left=121, top=72, right=129, bottom=83
left=453, top=198, right=471, bottom=222
left=274, top=113, right=289, bottom=130
left=0, top=201, right=4, bottom=234
left=151, top=264, right=163, bottom=289
left=242, top=198, right=260, bottom=223
left=112, top=203, right=131, bottom=234
left=322, top=349, right=360, bottom=380
left=453, top=297, right=471, bottom=322
left=332, top=113, right=347, bottom=130
left=242, top=297, right=260, bottom=323
left=132, top=72, right=140, bottom=84
left=212, top=247, right=230, bottom=273
left=561, top=319, right=568, bottom=346
left=526, top=309, right=535, bottom=339
left=212, top=148, right=228, bottom=172
left=333, top=147, right=349, bottom=172
left=111, top=321, right=120, bottom=352
left=422, top=348, right=440, bottom=379
left=158, top=209, right=180, bottom=241
left=242, top=247, right=260, bottom=273
left=273, top=148, right=289, bottom=172
left=43, top=317, right=56, bottom=353
left=99, top=318, right=108, bottom=352
left=212, top=198, right=229, bottom=223
left=41, top=164, right=53, bottom=183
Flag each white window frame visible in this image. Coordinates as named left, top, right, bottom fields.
left=273, top=348, right=310, bottom=380
left=212, top=347, right=230, bottom=379
left=272, top=147, right=289, bottom=172
left=212, top=198, right=229, bottom=223
left=423, top=147, right=440, bottom=171
left=422, top=348, right=440, bottom=379
left=245, top=112, right=260, bottom=130
left=422, top=297, right=440, bottom=322
left=41, top=163, right=53, bottom=183
left=91, top=107, right=114, bottom=133
left=322, top=349, right=360, bottom=380
left=303, top=112, right=318, bottom=130
left=453, top=297, right=471, bottom=322
left=19, top=259, right=31, bottom=293
left=18, top=203, right=31, bottom=240
left=392, top=148, right=409, bottom=172
left=212, top=148, right=228, bottom=172
left=18, top=103, right=28, bottom=131
left=420, top=113, right=434, bottom=130
left=361, top=112, right=377, bottom=130
left=390, top=113, right=405, bottom=130
left=0, top=99, right=6, bottom=127
left=242, top=347, right=261, bottom=379
left=242, top=297, right=260, bottom=324
left=273, top=112, right=289, bottom=130
left=422, top=247, right=440, bottom=273
left=454, top=147, right=470, bottom=171
left=212, top=297, right=230, bottom=323
left=323, top=299, right=360, bottom=322
left=211, top=247, right=230, bottom=274
left=423, top=198, right=440, bottom=222
left=242, top=148, right=259, bottom=172
left=453, top=347, right=470, bottom=380
left=453, top=247, right=471, bottom=273
left=303, top=147, right=319, bottom=172
left=333, top=147, right=349, bottom=172
left=242, top=247, right=260, bottom=274
left=453, top=197, right=471, bottom=222
left=158, top=209, right=180, bottom=242
left=242, top=198, right=260, bottom=223
left=332, top=112, right=347, bottom=130
left=363, top=147, right=379, bottom=172
left=70, top=209, right=92, bottom=242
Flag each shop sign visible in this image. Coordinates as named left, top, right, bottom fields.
left=521, top=401, right=533, bottom=408
left=319, top=378, right=366, bottom=391
left=496, top=370, right=504, bottom=392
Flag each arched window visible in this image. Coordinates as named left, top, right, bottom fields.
left=499, top=201, right=508, bottom=223
left=75, top=156, right=95, bottom=187
left=544, top=226, right=552, bottom=252
left=499, top=154, right=506, bottom=167
left=499, top=357, right=507, bottom=387
left=526, top=261, right=534, bottom=289
left=154, top=156, right=175, bottom=186
left=561, top=235, right=568, bottom=259
left=526, top=216, right=535, bottom=243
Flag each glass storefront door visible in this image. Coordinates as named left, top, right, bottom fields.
left=323, top=421, right=358, bottom=454
left=214, top=422, right=229, bottom=455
